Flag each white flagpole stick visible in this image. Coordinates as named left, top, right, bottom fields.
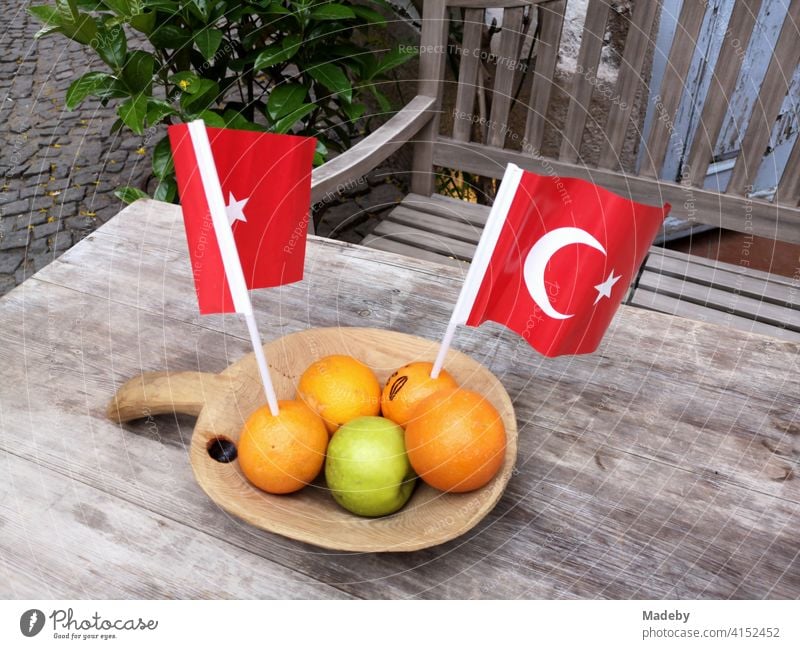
left=431, top=163, right=525, bottom=378
left=187, top=120, right=280, bottom=416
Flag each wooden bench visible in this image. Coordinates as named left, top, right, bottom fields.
left=311, top=0, right=800, bottom=341
left=362, top=192, right=800, bottom=341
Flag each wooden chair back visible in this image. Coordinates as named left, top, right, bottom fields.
left=411, top=0, right=800, bottom=244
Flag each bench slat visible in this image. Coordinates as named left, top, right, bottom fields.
left=776, top=128, right=800, bottom=206
left=488, top=7, right=526, bottom=148
left=640, top=0, right=707, bottom=179
left=636, top=269, right=799, bottom=332
left=629, top=286, right=798, bottom=342
left=410, top=0, right=448, bottom=196
left=652, top=246, right=797, bottom=288
left=453, top=8, right=485, bottom=142
left=727, top=1, right=800, bottom=196
left=385, top=205, right=483, bottom=244
left=558, top=0, right=609, bottom=163
left=362, top=194, right=798, bottom=340
left=523, top=0, right=566, bottom=152
left=598, top=0, right=660, bottom=171
left=360, top=234, right=465, bottom=268
left=402, top=193, right=489, bottom=227
left=371, top=220, right=478, bottom=261
left=682, top=0, right=762, bottom=187
left=644, top=249, right=796, bottom=308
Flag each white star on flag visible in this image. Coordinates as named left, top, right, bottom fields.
left=225, top=192, right=248, bottom=226
left=593, top=270, right=622, bottom=305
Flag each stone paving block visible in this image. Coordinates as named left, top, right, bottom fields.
left=0, top=198, right=30, bottom=215
left=33, top=220, right=60, bottom=239
left=0, top=250, right=24, bottom=274
left=57, top=187, right=85, bottom=203
left=32, top=253, right=53, bottom=272
left=0, top=274, right=16, bottom=294
left=0, top=190, right=21, bottom=205
left=30, top=196, right=54, bottom=211
left=47, top=231, right=72, bottom=253
left=14, top=262, right=35, bottom=284
left=27, top=232, right=48, bottom=254
left=65, top=215, right=95, bottom=231
left=15, top=211, right=49, bottom=228
left=0, top=229, right=29, bottom=250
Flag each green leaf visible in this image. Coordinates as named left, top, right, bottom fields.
left=122, top=50, right=154, bottom=93
left=180, top=78, right=219, bottom=111
left=101, top=0, right=135, bottom=15
left=28, top=5, right=61, bottom=27
left=366, top=45, right=416, bottom=80
left=151, top=136, right=174, bottom=179
left=197, top=110, right=226, bottom=127
left=308, top=63, right=352, bottom=102
left=309, top=4, right=356, bottom=21
left=267, top=83, right=307, bottom=121
left=272, top=103, right=315, bottom=134
left=253, top=34, right=302, bottom=70
left=58, top=12, right=99, bottom=45
left=170, top=71, right=198, bottom=89
left=55, top=0, right=79, bottom=23
left=370, top=86, right=391, bottom=113
left=115, top=186, right=149, bottom=204
left=153, top=177, right=177, bottom=202
left=65, top=72, right=118, bottom=109
left=312, top=138, right=328, bottom=165
left=34, top=25, right=63, bottom=39
left=129, top=9, right=155, bottom=34
left=223, top=110, right=267, bottom=131
left=351, top=5, right=386, bottom=26
left=149, top=23, right=192, bottom=49
left=117, top=94, right=147, bottom=134
left=194, top=28, right=223, bottom=61
left=94, top=25, right=127, bottom=69
left=190, top=0, right=209, bottom=20
left=341, top=102, right=365, bottom=123
left=146, top=98, right=176, bottom=125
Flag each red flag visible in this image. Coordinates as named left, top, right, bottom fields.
left=168, top=124, right=316, bottom=314
left=449, top=164, right=669, bottom=357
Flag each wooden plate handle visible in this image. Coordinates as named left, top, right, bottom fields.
left=107, top=371, right=230, bottom=423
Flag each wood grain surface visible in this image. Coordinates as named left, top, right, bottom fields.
left=1, top=198, right=798, bottom=598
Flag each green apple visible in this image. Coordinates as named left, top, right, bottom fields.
left=325, top=416, right=417, bottom=517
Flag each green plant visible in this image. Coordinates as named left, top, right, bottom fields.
left=29, top=0, right=414, bottom=203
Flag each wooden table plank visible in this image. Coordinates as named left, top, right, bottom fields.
left=2, top=199, right=799, bottom=598
left=0, top=449, right=349, bottom=599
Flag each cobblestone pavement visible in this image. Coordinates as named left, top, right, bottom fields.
left=0, top=2, right=151, bottom=296
left=0, top=3, right=410, bottom=298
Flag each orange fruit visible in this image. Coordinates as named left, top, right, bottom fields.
left=404, top=388, right=506, bottom=493
left=381, top=361, right=458, bottom=427
left=237, top=400, right=329, bottom=494
left=296, top=355, right=381, bottom=434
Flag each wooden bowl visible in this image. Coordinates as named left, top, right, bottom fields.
left=108, top=327, right=517, bottom=552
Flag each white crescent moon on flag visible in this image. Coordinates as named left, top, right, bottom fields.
left=523, top=227, right=606, bottom=320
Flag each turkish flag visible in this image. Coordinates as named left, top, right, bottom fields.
left=168, top=124, right=316, bottom=314
left=459, top=165, right=670, bottom=356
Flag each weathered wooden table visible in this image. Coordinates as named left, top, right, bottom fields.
left=1, top=199, right=798, bottom=598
